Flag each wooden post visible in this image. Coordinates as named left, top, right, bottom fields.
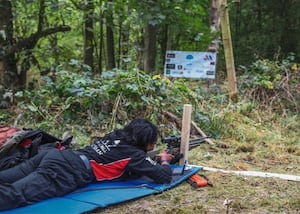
left=179, top=104, right=192, bottom=165
left=219, top=0, right=238, bottom=98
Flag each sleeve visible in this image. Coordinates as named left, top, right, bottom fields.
left=125, top=150, right=172, bottom=184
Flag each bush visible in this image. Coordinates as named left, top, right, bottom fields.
left=14, top=62, right=213, bottom=131
left=13, top=60, right=236, bottom=139
left=238, top=56, right=300, bottom=113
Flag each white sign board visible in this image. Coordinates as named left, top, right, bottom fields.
left=164, top=51, right=217, bottom=79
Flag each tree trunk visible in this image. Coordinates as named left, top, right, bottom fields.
left=0, top=0, right=18, bottom=90
left=206, top=0, right=220, bottom=87
left=143, top=23, right=157, bottom=73
left=98, top=7, right=104, bottom=74
left=279, top=0, right=294, bottom=55
left=120, top=23, right=130, bottom=70
left=208, top=0, right=221, bottom=52
left=136, top=30, right=144, bottom=71
left=117, top=3, right=130, bottom=70
left=106, top=1, right=116, bottom=70
left=160, top=24, right=168, bottom=69
left=117, top=22, right=122, bottom=69
left=83, top=0, right=94, bottom=71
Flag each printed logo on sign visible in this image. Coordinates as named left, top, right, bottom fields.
left=166, top=64, right=175, bottom=69
left=207, top=70, right=214, bottom=75
left=173, top=71, right=183, bottom=75
left=186, top=55, right=194, bottom=60
left=204, top=54, right=213, bottom=61
left=167, top=53, right=176, bottom=58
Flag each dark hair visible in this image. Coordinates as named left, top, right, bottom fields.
left=103, top=118, right=158, bottom=151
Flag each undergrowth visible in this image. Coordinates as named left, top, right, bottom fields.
left=0, top=57, right=299, bottom=142
left=1, top=58, right=299, bottom=213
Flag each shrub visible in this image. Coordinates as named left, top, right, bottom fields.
left=238, top=56, right=300, bottom=113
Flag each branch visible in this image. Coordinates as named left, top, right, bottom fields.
left=1, top=25, right=71, bottom=57
left=162, top=110, right=215, bottom=145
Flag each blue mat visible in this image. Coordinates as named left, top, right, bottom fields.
left=1, top=165, right=201, bottom=214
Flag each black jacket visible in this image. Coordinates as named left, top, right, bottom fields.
left=77, top=139, right=172, bottom=184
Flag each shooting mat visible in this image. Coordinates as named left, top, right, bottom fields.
left=1, top=165, right=201, bottom=214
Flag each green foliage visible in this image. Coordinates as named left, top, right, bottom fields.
left=0, top=111, right=10, bottom=124
left=238, top=56, right=300, bottom=113
left=239, top=59, right=282, bottom=89
left=9, top=0, right=211, bottom=81
left=12, top=55, right=300, bottom=139
left=13, top=62, right=189, bottom=128
left=13, top=60, right=232, bottom=137
left=230, top=1, right=300, bottom=66
left=16, top=64, right=103, bottom=126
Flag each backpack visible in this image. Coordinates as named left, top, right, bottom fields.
left=0, top=127, right=20, bottom=147
left=0, top=127, right=73, bottom=170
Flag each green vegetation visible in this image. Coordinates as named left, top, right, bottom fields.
left=1, top=1, right=300, bottom=213
left=2, top=57, right=299, bottom=213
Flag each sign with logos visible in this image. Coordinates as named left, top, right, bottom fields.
left=164, top=51, right=217, bottom=79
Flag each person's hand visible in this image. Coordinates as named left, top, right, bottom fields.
left=159, top=149, right=174, bottom=165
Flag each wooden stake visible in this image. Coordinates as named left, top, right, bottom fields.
left=179, top=104, right=192, bottom=165
left=220, top=0, right=238, bottom=98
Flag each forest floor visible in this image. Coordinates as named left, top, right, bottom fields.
left=91, top=113, right=300, bottom=214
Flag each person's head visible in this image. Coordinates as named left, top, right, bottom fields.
left=114, top=118, right=158, bottom=151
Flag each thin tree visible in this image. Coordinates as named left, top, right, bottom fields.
left=0, top=0, right=17, bottom=89
left=143, top=0, right=158, bottom=73
left=105, top=1, right=116, bottom=70
left=83, top=0, right=95, bottom=71
left=143, top=23, right=157, bottom=73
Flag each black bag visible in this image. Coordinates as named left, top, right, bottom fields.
left=0, top=128, right=73, bottom=170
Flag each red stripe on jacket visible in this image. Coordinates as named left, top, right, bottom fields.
left=90, top=158, right=131, bottom=181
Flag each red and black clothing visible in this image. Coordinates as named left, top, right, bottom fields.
left=77, top=138, right=172, bottom=183
left=0, top=139, right=171, bottom=210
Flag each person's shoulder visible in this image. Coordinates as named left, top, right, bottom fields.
left=120, top=144, right=146, bottom=157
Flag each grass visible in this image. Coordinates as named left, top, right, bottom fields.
left=3, top=92, right=299, bottom=214
left=97, top=175, right=300, bottom=213
left=89, top=110, right=300, bottom=214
